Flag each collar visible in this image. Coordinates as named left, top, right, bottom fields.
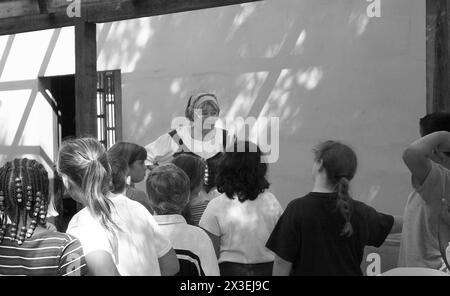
left=153, top=214, right=187, bottom=225
left=107, top=191, right=126, bottom=200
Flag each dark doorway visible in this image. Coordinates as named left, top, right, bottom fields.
left=41, top=74, right=78, bottom=232
left=39, top=70, right=122, bottom=232
left=49, top=75, right=76, bottom=142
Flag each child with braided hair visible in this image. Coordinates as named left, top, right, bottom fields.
left=0, top=158, right=87, bottom=276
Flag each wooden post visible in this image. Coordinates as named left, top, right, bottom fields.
left=113, top=70, right=123, bottom=142
left=427, top=0, right=450, bottom=113
left=74, top=18, right=97, bottom=138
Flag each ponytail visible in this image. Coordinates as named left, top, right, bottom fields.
left=83, top=160, right=117, bottom=236
left=58, top=138, right=120, bottom=251
left=335, top=177, right=353, bottom=237
left=313, top=141, right=357, bottom=238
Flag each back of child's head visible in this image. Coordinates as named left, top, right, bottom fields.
left=57, top=137, right=118, bottom=236
left=107, top=155, right=128, bottom=194
left=146, top=163, right=190, bottom=215
left=0, top=158, right=49, bottom=244
left=171, top=154, right=205, bottom=194
left=108, top=142, right=147, bottom=166
left=420, top=113, right=450, bottom=136
left=216, top=140, right=269, bottom=202
left=313, top=140, right=358, bottom=237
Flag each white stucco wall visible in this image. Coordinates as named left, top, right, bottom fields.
left=98, top=0, right=426, bottom=215
left=0, top=0, right=426, bottom=216
left=0, top=27, right=75, bottom=175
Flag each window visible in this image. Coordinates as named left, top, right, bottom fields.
left=96, top=70, right=122, bottom=149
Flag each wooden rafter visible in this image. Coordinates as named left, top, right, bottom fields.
left=427, top=0, right=450, bottom=113
left=37, top=0, right=49, bottom=14
left=74, top=19, right=97, bottom=138
left=0, top=0, right=262, bottom=36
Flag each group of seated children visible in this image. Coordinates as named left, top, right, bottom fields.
left=1, top=112, right=450, bottom=276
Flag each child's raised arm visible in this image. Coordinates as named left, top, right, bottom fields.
left=402, top=131, right=450, bottom=187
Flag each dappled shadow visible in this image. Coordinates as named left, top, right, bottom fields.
left=0, top=35, right=14, bottom=79
left=0, top=0, right=425, bottom=216
left=96, top=0, right=424, bottom=216
left=0, top=28, right=60, bottom=172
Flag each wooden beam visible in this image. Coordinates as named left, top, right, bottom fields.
left=0, top=0, right=262, bottom=36
left=427, top=0, right=450, bottom=113
left=74, top=19, right=97, bottom=138
left=426, top=0, right=437, bottom=113
left=83, top=0, right=263, bottom=23
left=37, top=0, right=49, bottom=14
left=0, top=13, right=74, bottom=36
left=0, top=0, right=38, bottom=19
left=112, top=70, right=123, bottom=143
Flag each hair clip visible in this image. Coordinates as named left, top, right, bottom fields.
left=0, top=224, right=6, bottom=242
left=0, top=192, right=5, bottom=212
left=38, top=200, right=47, bottom=224
left=25, top=186, right=32, bottom=211
left=26, top=219, right=37, bottom=238
left=39, top=206, right=46, bottom=220
left=10, top=222, right=17, bottom=240
left=204, top=163, right=209, bottom=185
left=33, top=194, right=41, bottom=217
left=17, top=227, right=26, bottom=245
left=15, top=178, right=23, bottom=203
left=0, top=191, right=6, bottom=242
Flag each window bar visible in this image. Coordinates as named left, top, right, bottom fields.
left=102, top=73, right=108, bottom=148
left=106, top=75, right=112, bottom=148
left=96, top=71, right=120, bottom=149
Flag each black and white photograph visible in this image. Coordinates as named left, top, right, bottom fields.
left=0, top=0, right=447, bottom=285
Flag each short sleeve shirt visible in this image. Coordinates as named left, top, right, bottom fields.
left=67, top=193, right=172, bottom=275
left=398, top=162, right=450, bottom=269
left=154, top=214, right=220, bottom=276
left=266, top=192, right=394, bottom=276
left=0, top=231, right=88, bottom=276
left=200, top=191, right=283, bottom=264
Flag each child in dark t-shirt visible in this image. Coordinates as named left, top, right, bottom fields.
left=266, top=141, right=403, bottom=276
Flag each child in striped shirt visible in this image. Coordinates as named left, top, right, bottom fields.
left=0, top=158, right=87, bottom=276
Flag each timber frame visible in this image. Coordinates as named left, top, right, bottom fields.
left=0, top=0, right=261, bottom=36
left=0, top=0, right=261, bottom=137
left=427, top=0, right=450, bottom=113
